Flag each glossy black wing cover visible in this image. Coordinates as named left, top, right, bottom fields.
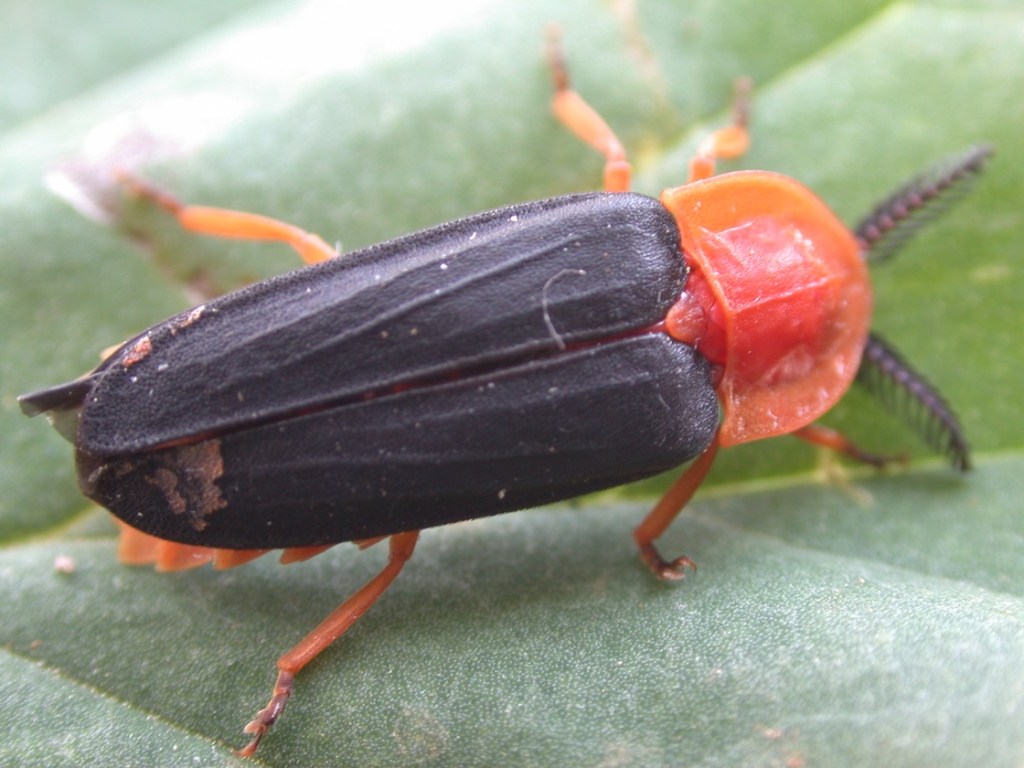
left=26, top=191, right=719, bottom=546
left=81, top=336, right=717, bottom=547
left=73, top=192, right=691, bottom=455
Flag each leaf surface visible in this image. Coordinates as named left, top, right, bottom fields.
left=2, top=1, right=1021, bottom=765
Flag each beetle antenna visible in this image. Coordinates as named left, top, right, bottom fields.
left=855, top=332, right=970, bottom=471
left=856, top=145, right=993, bottom=263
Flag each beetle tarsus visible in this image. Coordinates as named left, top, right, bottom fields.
left=639, top=542, right=697, bottom=581
left=236, top=669, right=294, bottom=758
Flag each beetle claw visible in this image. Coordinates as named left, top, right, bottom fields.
left=658, top=555, right=697, bottom=581
left=236, top=670, right=294, bottom=758
left=639, top=542, right=697, bottom=581
left=236, top=730, right=264, bottom=759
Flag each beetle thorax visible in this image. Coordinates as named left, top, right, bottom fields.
left=661, top=172, right=871, bottom=446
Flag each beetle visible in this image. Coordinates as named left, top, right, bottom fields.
left=19, top=34, right=990, bottom=756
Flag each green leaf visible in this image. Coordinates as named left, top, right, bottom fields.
left=2, top=1, right=1022, bottom=766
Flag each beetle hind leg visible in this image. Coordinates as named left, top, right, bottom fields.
left=793, top=424, right=910, bottom=469
left=237, top=531, right=420, bottom=757
left=115, top=170, right=338, bottom=265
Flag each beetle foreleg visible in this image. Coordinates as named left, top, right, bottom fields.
left=634, top=440, right=720, bottom=580
left=687, top=77, right=752, bottom=183
left=793, top=424, right=909, bottom=469
left=115, top=170, right=338, bottom=265
left=237, top=531, right=420, bottom=757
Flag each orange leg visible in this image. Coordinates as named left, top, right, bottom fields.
left=634, top=439, right=720, bottom=580
left=794, top=424, right=908, bottom=469
left=547, top=30, right=751, bottom=190
left=116, top=170, right=338, bottom=265
left=237, top=531, right=420, bottom=757
left=687, top=77, right=752, bottom=182
left=546, top=29, right=631, bottom=192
